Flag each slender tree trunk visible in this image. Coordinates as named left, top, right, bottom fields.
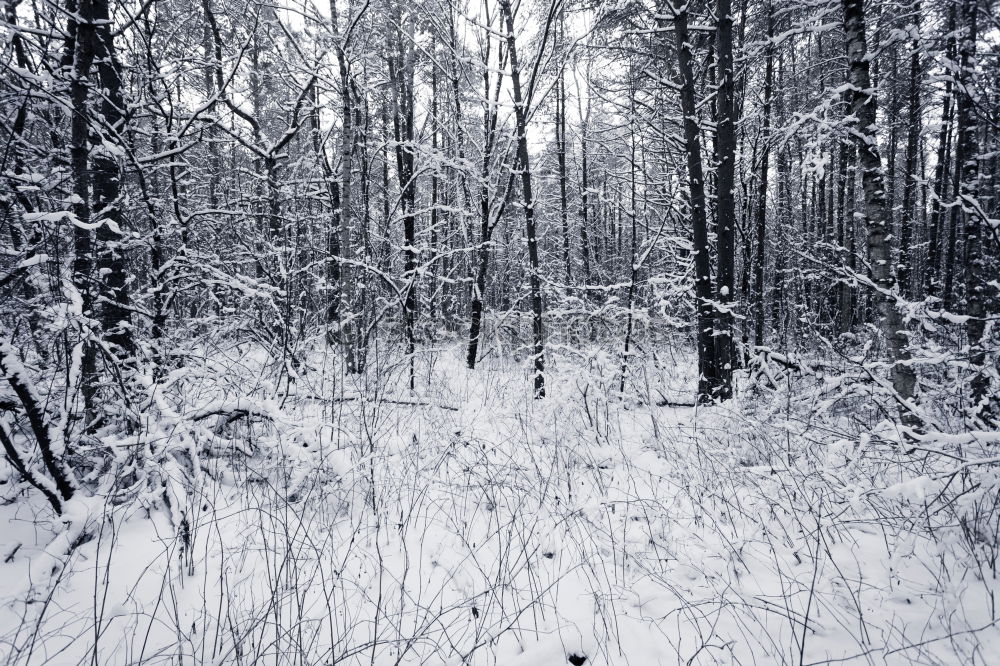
left=310, top=86, right=343, bottom=340
left=840, top=141, right=858, bottom=334
left=466, top=38, right=508, bottom=369
left=899, top=5, right=922, bottom=300
left=143, top=79, right=167, bottom=372
left=842, top=0, right=917, bottom=410
left=925, top=10, right=956, bottom=297
left=753, top=6, right=774, bottom=347
left=68, top=0, right=98, bottom=423
left=387, top=0, right=418, bottom=390
left=329, top=0, right=359, bottom=372
left=578, top=68, right=593, bottom=288
left=446, top=7, right=468, bottom=329
left=429, top=59, right=440, bottom=327
left=556, top=16, right=571, bottom=283
left=3, top=1, right=40, bottom=302
left=200, top=0, right=224, bottom=211
left=943, top=9, right=965, bottom=314
left=500, top=0, right=546, bottom=397
left=620, top=66, right=639, bottom=392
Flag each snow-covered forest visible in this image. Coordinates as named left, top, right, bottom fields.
left=1, top=0, right=998, bottom=662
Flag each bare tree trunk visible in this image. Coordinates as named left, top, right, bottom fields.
left=500, top=0, right=546, bottom=398
left=774, top=147, right=789, bottom=342
left=329, top=0, right=359, bottom=372
left=3, top=1, right=40, bottom=302
left=429, top=58, right=440, bottom=327
left=842, top=0, right=917, bottom=410
left=387, top=0, right=418, bottom=390
left=200, top=0, right=224, bottom=211
left=713, top=0, right=737, bottom=399
left=671, top=2, right=719, bottom=402
left=954, top=0, right=990, bottom=421
left=446, top=4, right=468, bottom=329
left=577, top=63, right=593, bottom=288
left=837, top=123, right=857, bottom=335
left=899, top=4, right=922, bottom=300
left=753, top=5, right=774, bottom=347
left=556, top=16, right=571, bottom=283
left=925, top=8, right=956, bottom=298
left=580, top=118, right=593, bottom=287
left=68, top=0, right=99, bottom=423
left=620, top=66, right=639, bottom=393
left=466, top=35, right=508, bottom=369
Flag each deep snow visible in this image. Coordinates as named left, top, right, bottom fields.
left=1, top=344, right=997, bottom=664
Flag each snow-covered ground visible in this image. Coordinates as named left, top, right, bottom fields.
left=2, top=344, right=997, bottom=664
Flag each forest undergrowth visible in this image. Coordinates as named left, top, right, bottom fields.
left=1, top=334, right=997, bottom=665
left=3, top=0, right=998, bottom=662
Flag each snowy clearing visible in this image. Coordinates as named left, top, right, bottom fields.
left=2, top=345, right=996, bottom=665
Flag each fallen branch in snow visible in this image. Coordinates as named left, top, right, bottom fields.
left=277, top=393, right=460, bottom=411
left=751, top=347, right=824, bottom=375
left=188, top=401, right=277, bottom=423
left=336, top=396, right=460, bottom=411
left=653, top=390, right=696, bottom=408
left=900, top=427, right=1000, bottom=448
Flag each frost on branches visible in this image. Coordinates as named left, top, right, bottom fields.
left=1, top=0, right=998, bottom=663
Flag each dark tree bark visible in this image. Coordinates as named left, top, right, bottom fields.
left=620, top=66, right=639, bottom=393
left=200, top=0, right=224, bottom=211
left=387, top=0, right=418, bottom=390
left=753, top=5, right=774, bottom=347
left=466, top=24, right=509, bottom=369
left=311, top=85, right=343, bottom=346
left=579, top=114, right=593, bottom=287
left=925, top=8, right=956, bottom=298
left=500, top=0, right=546, bottom=398
left=2, top=0, right=41, bottom=290
left=0, top=341, right=76, bottom=505
left=556, top=15, right=571, bottom=283
left=68, top=0, right=135, bottom=416
left=68, top=0, right=98, bottom=420
left=954, top=0, right=990, bottom=421
left=713, top=0, right=737, bottom=399
left=329, top=0, right=360, bottom=372
left=429, top=56, right=440, bottom=326
left=899, top=4, right=922, bottom=300
left=842, top=0, right=917, bottom=409
left=578, top=63, right=593, bottom=289
left=671, top=2, right=719, bottom=402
